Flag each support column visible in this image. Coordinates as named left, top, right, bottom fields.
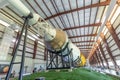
left=92, top=56, right=95, bottom=65
left=92, top=56, right=95, bottom=66
left=93, top=55, right=99, bottom=66
left=33, top=40, right=38, bottom=59
left=90, top=57, right=93, bottom=65
left=96, top=48, right=105, bottom=68
left=95, top=51, right=102, bottom=67
left=99, top=43, right=109, bottom=69
left=12, top=32, right=20, bottom=56
left=96, top=51, right=103, bottom=67
left=89, top=57, right=92, bottom=65
left=44, top=48, right=47, bottom=61
left=106, top=21, right=120, bottom=50
left=100, top=33, right=119, bottom=70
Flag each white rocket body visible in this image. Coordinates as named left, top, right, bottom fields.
left=7, top=0, right=80, bottom=61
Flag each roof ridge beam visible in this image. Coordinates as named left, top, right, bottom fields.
left=69, top=34, right=97, bottom=38
left=79, top=48, right=91, bottom=49
left=63, top=23, right=101, bottom=30
left=72, top=40, right=95, bottom=43
left=77, top=44, right=92, bottom=47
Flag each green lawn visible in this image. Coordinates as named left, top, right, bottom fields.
left=17, top=68, right=119, bottom=80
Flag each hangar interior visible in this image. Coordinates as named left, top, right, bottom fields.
left=0, top=0, right=120, bottom=80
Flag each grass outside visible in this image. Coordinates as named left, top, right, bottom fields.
left=15, top=68, right=119, bottom=80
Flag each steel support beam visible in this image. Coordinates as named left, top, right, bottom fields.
left=92, top=56, right=95, bottom=65
left=63, top=23, right=101, bottom=30
left=33, top=40, right=38, bottom=59
left=100, top=33, right=119, bottom=70
left=90, top=56, right=94, bottom=65
left=99, top=43, right=109, bottom=69
left=106, top=21, right=120, bottom=50
left=44, top=0, right=110, bottom=20
left=77, top=44, right=92, bottom=47
left=93, top=56, right=96, bottom=65
left=96, top=48, right=105, bottom=68
left=88, top=39, right=101, bottom=59
left=81, top=49, right=91, bottom=50
left=92, top=55, right=98, bottom=66
left=90, top=57, right=94, bottom=65
left=93, top=54, right=101, bottom=66
left=92, top=56, right=96, bottom=66
left=69, top=34, right=97, bottom=38
left=44, top=48, right=47, bottom=61
left=5, top=16, right=30, bottom=80
left=12, top=32, right=20, bottom=56
left=79, top=48, right=91, bottom=49
left=72, top=40, right=95, bottom=43
left=96, top=51, right=103, bottom=67
left=92, top=57, right=94, bottom=65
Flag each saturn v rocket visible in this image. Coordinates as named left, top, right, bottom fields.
left=6, top=0, right=86, bottom=67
